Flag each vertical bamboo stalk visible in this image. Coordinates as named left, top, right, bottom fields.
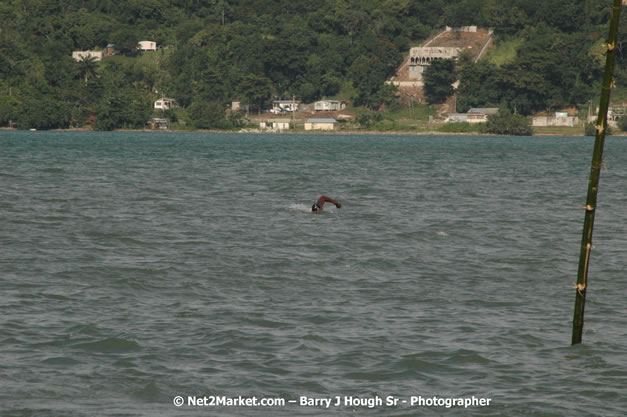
left=572, top=0, right=622, bottom=345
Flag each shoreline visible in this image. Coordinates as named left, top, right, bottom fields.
left=2, top=126, right=625, bottom=137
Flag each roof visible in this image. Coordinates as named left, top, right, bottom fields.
left=468, top=108, right=499, bottom=115
left=271, top=118, right=292, bottom=123
left=315, top=100, right=340, bottom=103
left=306, top=118, right=338, bottom=123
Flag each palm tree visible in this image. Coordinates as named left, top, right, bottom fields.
left=78, top=55, right=98, bottom=84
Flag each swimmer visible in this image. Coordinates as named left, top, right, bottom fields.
left=312, top=195, right=342, bottom=212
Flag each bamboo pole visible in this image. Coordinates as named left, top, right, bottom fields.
left=571, top=0, right=622, bottom=345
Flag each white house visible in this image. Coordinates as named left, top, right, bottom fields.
left=466, top=108, right=499, bottom=123
left=272, top=100, right=300, bottom=113
left=447, top=108, right=499, bottom=124
left=154, top=98, right=177, bottom=110
left=259, top=119, right=291, bottom=130
left=314, top=100, right=346, bottom=111
left=304, top=118, right=338, bottom=131
left=72, top=50, right=103, bottom=62
left=138, top=41, right=157, bottom=51
left=272, top=119, right=291, bottom=130
left=448, top=113, right=468, bottom=122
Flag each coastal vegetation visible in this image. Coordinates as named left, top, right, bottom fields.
left=0, top=0, right=624, bottom=131
left=585, top=120, right=613, bottom=136
left=485, top=111, right=533, bottom=136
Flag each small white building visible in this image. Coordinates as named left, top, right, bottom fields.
left=138, top=41, right=157, bottom=51
left=104, top=44, right=117, bottom=56
left=72, top=50, right=103, bottom=62
left=448, top=113, right=468, bottom=122
left=314, top=100, right=346, bottom=111
left=532, top=113, right=579, bottom=127
left=146, top=118, right=168, bottom=129
left=272, top=100, right=300, bottom=113
left=272, top=119, right=291, bottom=130
left=608, top=106, right=626, bottom=121
left=445, top=26, right=478, bottom=32
left=154, top=98, right=177, bottom=110
left=466, top=108, right=499, bottom=123
left=259, top=119, right=291, bottom=130
left=304, top=118, right=338, bottom=131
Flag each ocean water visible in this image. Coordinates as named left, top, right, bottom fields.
left=1, top=131, right=626, bottom=417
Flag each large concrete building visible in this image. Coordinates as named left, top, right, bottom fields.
left=408, top=47, right=461, bottom=81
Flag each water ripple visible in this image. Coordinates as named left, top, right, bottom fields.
left=1, top=132, right=626, bottom=416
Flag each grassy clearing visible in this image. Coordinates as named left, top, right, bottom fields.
left=384, top=104, right=438, bottom=121
left=347, top=103, right=438, bottom=122
left=484, top=38, right=523, bottom=67
left=331, top=81, right=358, bottom=102
left=532, top=126, right=585, bottom=136
left=105, top=49, right=172, bottom=69
left=437, top=122, right=483, bottom=133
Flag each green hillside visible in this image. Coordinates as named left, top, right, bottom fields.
left=0, top=0, right=624, bottom=130
left=484, top=38, right=523, bottom=67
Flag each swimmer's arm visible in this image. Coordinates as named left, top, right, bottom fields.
left=317, top=195, right=342, bottom=208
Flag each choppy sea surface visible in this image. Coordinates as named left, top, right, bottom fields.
left=1, top=131, right=626, bottom=417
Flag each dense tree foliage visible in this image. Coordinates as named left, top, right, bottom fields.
left=423, top=59, right=457, bottom=104
left=455, top=24, right=609, bottom=115
left=486, top=110, right=533, bottom=136
left=0, top=0, right=623, bottom=129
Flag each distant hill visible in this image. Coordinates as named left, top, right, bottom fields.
left=0, top=0, right=624, bottom=129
